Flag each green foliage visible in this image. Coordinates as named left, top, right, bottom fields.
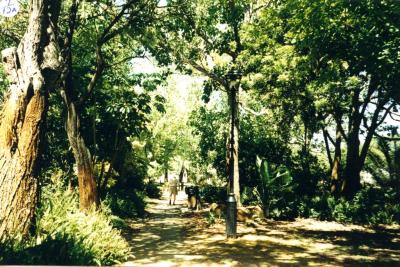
left=189, top=101, right=228, bottom=178
left=0, top=181, right=131, bottom=265
left=241, top=186, right=259, bottom=206
left=255, top=157, right=295, bottom=219
left=365, top=137, right=400, bottom=189
left=0, top=65, right=8, bottom=100
left=190, top=91, right=293, bottom=189
left=144, top=181, right=162, bottom=199
left=199, top=185, right=227, bottom=204
left=206, top=212, right=216, bottom=226
left=297, top=187, right=400, bottom=225
left=104, top=188, right=146, bottom=218
left=1, top=0, right=399, bottom=251
left=145, top=74, right=203, bottom=180
left=241, top=0, right=400, bottom=199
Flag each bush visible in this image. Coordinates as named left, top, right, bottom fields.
left=331, top=187, right=400, bottom=224
left=199, top=185, right=227, bottom=203
left=104, top=188, right=146, bottom=218
left=296, top=187, right=400, bottom=225
left=144, top=182, right=162, bottom=199
left=0, top=180, right=131, bottom=265
left=255, top=157, right=296, bottom=219
left=241, top=186, right=259, bottom=206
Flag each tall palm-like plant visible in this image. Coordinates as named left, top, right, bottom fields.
left=255, top=156, right=293, bottom=218
left=366, top=137, right=400, bottom=188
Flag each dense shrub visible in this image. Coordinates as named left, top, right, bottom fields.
left=144, top=181, right=162, bottom=199
left=199, top=185, right=227, bottom=203
left=104, top=188, right=146, bottom=218
left=296, top=187, right=400, bottom=225
left=241, top=181, right=400, bottom=224
left=0, top=181, right=131, bottom=265
left=241, top=186, right=259, bottom=206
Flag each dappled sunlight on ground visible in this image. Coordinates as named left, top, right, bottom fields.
left=121, top=191, right=400, bottom=266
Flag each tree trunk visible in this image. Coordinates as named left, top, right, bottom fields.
left=62, top=97, right=99, bottom=210
left=322, top=129, right=333, bottom=169
left=0, top=0, right=61, bottom=240
left=341, top=89, right=363, bottom=198
left=342, top=126, right=362, bottom=198
left=60, top=0, right=98, bottom=211
left=228, top=86, right=241, bottom=206
left=330, top=126, right=342, bottom=194
left=60, top=74, right=98, bottom=211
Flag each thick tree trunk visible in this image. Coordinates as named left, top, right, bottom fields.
left=62, top=97, right=99, bottom=210
left=228, top=86, right=241, bottom=206
left=342, top=158, right=361, bottom=198
left=60, top=74, right=98, bottom=211
left=341, top=89, right=363, bottom=198
left=0, top=0, right=61, bottom=240
left=342, top=100, right=388, bottom=198
left=342, top=126, right=362, bottom=198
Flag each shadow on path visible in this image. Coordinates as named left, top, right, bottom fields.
left=122, top=191, right=400, bottom=267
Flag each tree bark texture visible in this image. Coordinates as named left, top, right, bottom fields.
left=0, top=0, right=61, bottom=240
left=61, top=62, right=98, bottom=212
left=60, top=0, right=98, bottom=211
left=63, top=94, right=99, bottom=210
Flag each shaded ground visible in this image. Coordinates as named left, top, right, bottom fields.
left=122, top=191, right=400, bottom=266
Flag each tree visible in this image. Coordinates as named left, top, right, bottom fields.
left=0, top=0, right=62, bottom=240
left=289, top=0, right=400, bottom=197
left=59, top=0, right=157, bottom=210
left=146, top=74, right=202, bottom=181
left=150, top=0, right=258, bottom=204
left=241, top=0, right=400, bottom=198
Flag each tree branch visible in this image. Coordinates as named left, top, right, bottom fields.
left=376, top=101, right=394, bottom=127
left=239, top=103, right=267, bottom=116
left=360, top=98, right=392, bottom=165
left=373, top=132, right=400, bottom=141
left=323, top=129, right=333, bottom=168
left=186, top=59, right=228, bottom=88
left=80, top=0, right=147, bottom=103
left=360, top=77, right=377, bottom=118
left=105, top=53, right=148, bottom=68
left=98, top=0, right=137, bottom=45
left=333, top=116, right=348, bottom=142
left=389, top=111, right=400, bottom=122
left=79, top=46, right=105, bottom=104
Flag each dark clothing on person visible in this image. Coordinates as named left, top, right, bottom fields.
left=185, top=186, right=200, bottom=209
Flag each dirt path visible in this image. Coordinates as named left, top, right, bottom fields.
left=122, top=191, right=400, bottom=267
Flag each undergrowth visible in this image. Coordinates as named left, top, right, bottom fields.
left=0, top=178, right=131, bottom=265
left=104, top=188, right=146, bottom=218
left=299, top=187, right=400, bottom=225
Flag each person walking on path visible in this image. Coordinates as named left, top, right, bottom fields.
left=169, top=176, right=179, bottom=205
left=179, top=164, right=187, bottom=191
